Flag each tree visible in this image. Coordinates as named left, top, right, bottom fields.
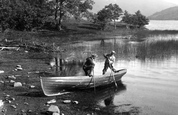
left=96, top=3, right=123, bottom=30
left=122, top=10, right=149, bottom=28
left=134, top=10, right=149, bottom=28
left=48, top=0, right=94, bottom=30
left=96, top=8, right=111, bottom=30
left=105, top=4, right=122, bottom=29
left=0, top=0, right=95, bottom=31
left=0, top=0, right=51, bottom=31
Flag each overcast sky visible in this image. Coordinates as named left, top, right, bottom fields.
left=92, top=0, right=178, bottom=16
left=163, top=0, right=178, bottom=4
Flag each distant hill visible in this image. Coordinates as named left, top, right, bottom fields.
left=92, top=0, right=177, bottom=16
left=148, top=6, right=178, bottom=20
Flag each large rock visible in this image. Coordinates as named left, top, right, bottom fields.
left=14, top=82, right=22, bottom=87
left=47, top=105, right=60, bottom=114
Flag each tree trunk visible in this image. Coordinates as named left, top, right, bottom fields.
left=114, top=19, right=116, bottom=29
left=57, top=0, right=64, bottom=31
left=54, top=0, right=59, bottom=30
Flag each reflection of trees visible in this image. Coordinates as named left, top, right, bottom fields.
left=136, top=40, right=178, bottom=61
left=49, top=59, right=84, bottom=76
left=49, top=38, right=178, bottom=74
left=98, top=38, right=178, bottom=62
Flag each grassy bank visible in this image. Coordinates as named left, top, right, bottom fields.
left=1, top=21, right=178, bottom=52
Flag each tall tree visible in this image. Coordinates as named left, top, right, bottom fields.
left=105, top=3, right=122, bottom=29
left=48, top=0, right=94, bottom=30
left=0, top=0, right=51, bottom=31
left=96, top=3, right=123, bottom=30
left=122, top=10, right=149, bottom=28
left=134, top=10, right=149, bottom=28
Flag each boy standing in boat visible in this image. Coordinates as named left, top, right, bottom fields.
left=83, top=54, right=97, bottom=77
left=102, top=51, right=116, bottom=75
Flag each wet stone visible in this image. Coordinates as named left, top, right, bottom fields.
left=63, top=100, right=71, bottom=104
left=29, top=85, right=35, bottom=89
left=52, top=113, right=60, bottom=115
left=14, top=82, right=22, bottom=87
left=0, top=80, right=4, bottom=84
left=46, top=99, right=56, bottom=104
left=27, top=109, right=32, bottom=113
left=72, top=101, right=79, bottom=104
left=11, top=105, right=17, bottom=109
left=7, top=75, right=16, bottom=80
left=47, top=105, right=60, bottom=114
left=10, top=80, right=15, bottom=83
left=24, top=102, right=29, bottom=105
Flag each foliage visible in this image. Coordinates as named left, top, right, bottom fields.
left=0, top=0, right=52, bottom=31
left=48, top=0, right=95, bottom=30
left=0, top=0, right=94, bottom=31
left=122, top=10, right=149, bottom=28
left=95, top=3, right=123, bottom=30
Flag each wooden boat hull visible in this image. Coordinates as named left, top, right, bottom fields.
left=40, top=69, right=127, bottom=96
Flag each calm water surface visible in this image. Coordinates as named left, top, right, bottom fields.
left=56, top=33, right=178, bottom=115
left=146, top=20, right=178, bottom=30
left=1, top=30, right=178, bottom=114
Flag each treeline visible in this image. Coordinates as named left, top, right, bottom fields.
left=0, top=0, right=94, bottom=32
left=0, top=0, right=149, bottom=32
left=94, top=4, right=149, bottom=30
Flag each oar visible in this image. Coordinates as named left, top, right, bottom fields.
left=110, top=69, right=117, bottom=87
left=93, top=69, right=96, bottom=92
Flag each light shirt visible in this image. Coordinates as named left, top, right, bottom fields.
left=109, top=55, right=115, bottom=64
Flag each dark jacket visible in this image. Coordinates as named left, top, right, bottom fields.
left=83, top=57, right=95, bottom=68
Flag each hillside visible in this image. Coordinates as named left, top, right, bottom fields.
left=92, top=0, right=176, bottom=16
left=148, top=6, right=178, bottom=20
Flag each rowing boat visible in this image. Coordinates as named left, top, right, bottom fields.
left=40, top=69, right=127, bottom=96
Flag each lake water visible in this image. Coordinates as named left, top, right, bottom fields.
left=146, top=20, right=178, bottom=30
left=1, top=20, right=178, bottom=115
left=54, top=29, right=178, bottom=114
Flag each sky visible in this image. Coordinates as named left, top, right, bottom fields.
left=91, top=0, right=178, bottom=16
left=163, top=0, right=178, bottom=4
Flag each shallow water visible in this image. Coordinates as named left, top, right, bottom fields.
left=1, top=33, right=178, bottom=115
left=146, top=20, right=178, bottom=30
left=56, top=35, right=178, bottom=115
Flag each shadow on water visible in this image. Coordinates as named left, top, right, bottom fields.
left=17, top=90, right=45, bottom=97
left=66, top=82, right=128, bottom=115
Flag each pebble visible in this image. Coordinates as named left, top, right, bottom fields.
left=14, top=82, right=22, bottom=87
left=5, top=94, right=10, bottom=97
left=0, top=70, right=4, bottom=74
left=8, top=100, right=12, bottom=103
left=24, top=102, right=29, bottom=105
left=52, top=113, right=60, bottom=115
left=47, top=105, right=60, bottom=114
left=63, top=100, right=71, bottom=104
left=29, top=85, right=35, bottom=89
left=0, top=100, right=4, bottom=107
left=10, top=80, right=15, bottom=83
left=15, top=65, right=23, bottom=71
left=7, top=75, right=16, bottom=80
left=11, top=105, right=17, bottom=109
left=72, top=101, right=79, bottom=104
left=47, top=99, right=56, bottom=104
left=27, top=109, right=32, bottom=113
left=0, top=80, right=4, bottom=83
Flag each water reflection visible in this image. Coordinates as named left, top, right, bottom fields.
left=47, top=34, right=178, bottom=76
left=104, top=96, right=114, bottom=106
left=71, top=82, right=126, bottom=112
